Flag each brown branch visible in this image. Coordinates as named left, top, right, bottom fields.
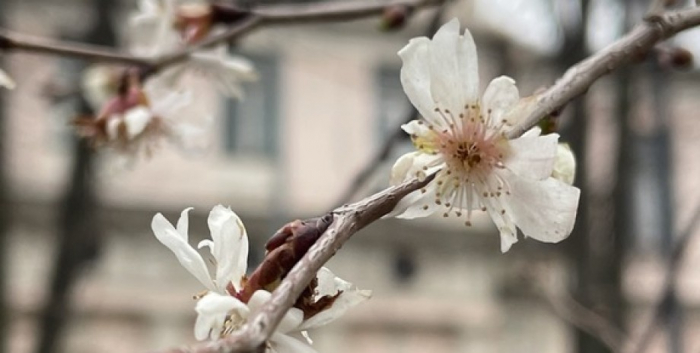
left=148, top=5, right=700, bottom=353
left=158, top=173, right=434, bottom=353
left=0, top=0, right=440, bottom=72
left=507, top=6, right=700, bottom=139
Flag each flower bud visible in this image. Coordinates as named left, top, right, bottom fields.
left=380, top=5, right=411, bottom=31
left=551, top=143, right=576, bottom=185
left=175, top=3, right=214, bottom=43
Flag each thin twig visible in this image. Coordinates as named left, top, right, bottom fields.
left=507, top=6, right=700, bottom=139
left=0, top=0, right=440, bottom=72
left=333, top=4, right=446, bottom=206
left=625, top=202, right=700, bottom=353
left=536, top=278, right=627, bottom=353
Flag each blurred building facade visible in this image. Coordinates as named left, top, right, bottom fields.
left=3, top=1, right=700, bottom=353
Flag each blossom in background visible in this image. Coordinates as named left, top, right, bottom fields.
left=74, top=72, right=200, bottom=159
left=151, top=205, right=371, bottom=348
left=128, top=0, right=257, bottom=98
left=0, top=68, right=15, bottom=89
left=389, top=19, right=580, bottom=252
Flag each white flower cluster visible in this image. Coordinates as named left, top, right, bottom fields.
left=77, top=0, right=256, bottom=161
left=152, top=206, right=371, bottom=352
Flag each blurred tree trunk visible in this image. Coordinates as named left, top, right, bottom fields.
left=34, top=1, right=115, bottom=353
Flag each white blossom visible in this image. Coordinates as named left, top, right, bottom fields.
left=151, top=205, right=371, bottom=345
left=127, top=0, right=257, bottom=97
left=151, top=204, right=249, bottom=293
left=389, top=19, right=580, bottom=252
left=552, top=143, right=576, bottom=185
left=0, top=68, right=15, bottom=89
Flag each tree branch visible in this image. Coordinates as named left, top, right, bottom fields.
left=156, top=173, right=434, bottom=353
left=625, top=201, right=700, bottom=353
left=507, top=6, right=700, bottom=139
left=147, top=5, right=700, bottom=353
left=0, top=0, right=440, bottom=72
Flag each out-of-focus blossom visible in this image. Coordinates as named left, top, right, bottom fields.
left=151, top=206, right=371, bottom=346
left=0, top=68, right=15, bottom=89
left=388, top=19, right=580, bottom=252
left=127, top=0, right=257, bottom=97
left=552, top=143, right=576, bottom=185
left=74, top=73, right=198, bottom=159
left=80, top=65, right=123, bottom=111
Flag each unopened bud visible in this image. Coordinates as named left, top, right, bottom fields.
left=654, top=46, right=694, bottom=70
left=552, top=143, right=576, bottom=185
left=380, top=5, right=411, bottom=31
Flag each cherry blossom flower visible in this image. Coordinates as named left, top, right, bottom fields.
left=0, top=68, right=15, bottom=89
left=128, top=0, right=257, bottom=98
left=151, top=205, right=371, bottom=347
left=74, top=73, right=201, bottom=160
left=389, top=19, right=580, bottom=252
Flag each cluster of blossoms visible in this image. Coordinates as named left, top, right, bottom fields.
left=77, top=0, right=256, bottom=160
left=140, top=15, right=581, bottom=351
left=388, top=19, right=581, bottom=252
left=151, top=205, right=370, bottom=352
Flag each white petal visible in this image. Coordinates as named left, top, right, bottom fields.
left=268, top=333, right=318, bottom=353
left=389, top=152, right=443, bottom=186
left=188, top=48, right=258, bottom=98
left=429, top=19, right=479, bottom=113
left=505, top=127, right=558, bottom=180
left=399, top=37, right=437, bottom=125
left=298, top=269, right=371, bottom=330
left=504, top=170, right=581, bottom=244
left=176, top=207, right=194, bottom=239
left=123, top=106, right=153, bottom=139
left=194, top=293, right=249, bottom=341
left=401, top=120, right=431, bottom=137
left=552, top=143, right=576, bottom=185
left=207, top=205, right=249, bottom=291
left=149, top=87, right=192, bottom=117
left=105, top=116, right=121, bottom=140
left=151, top=213, right=216, bottom=291
left=481, top=195, right=518, bottom=253
left=386, top=177, right=440, bottom=219
left=0, top=68, right=16, bottom=89
left=482, top=76, right=520, bottom=124
left=248, top=290, right=304, bottom=334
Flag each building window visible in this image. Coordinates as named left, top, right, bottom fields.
left=224, top=54, right=279, bottom=158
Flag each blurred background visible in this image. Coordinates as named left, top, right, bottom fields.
left=1, top=0, right=700, bottom=352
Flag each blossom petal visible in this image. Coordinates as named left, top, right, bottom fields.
left=207, top=205, right=249, bottom=291
left=399, top=37, right=438, bottom=125
left=482, top=76, right=519, bottom=125
left=504, top=170, right=581, bottom=244
left=0, top=68, right=16, bottom=89
left=269, top=333, right=318, bottom=353
left=194, top=292, right=249, bottom=341
left=248, top=290, right=304, bottom=334
left=429, top=18, right=479, bottom=113
left=387, top=181, right=440, bottom=219
left=505, top=127, right=558, bottom=180
left=552, top=143, right=576, bottom=185
left=389, top=152, right=444, bottom=186
left=124, top=106, right=153, bottom=139
left=298, top=268, right=371, bottom=330
left=151, top=213, right=215, bottom=291
left=182, top=47, right=258, bottom=98
left=176, top=207, right=193, bottom=239
left=481, top=195, right=518, bottom=253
